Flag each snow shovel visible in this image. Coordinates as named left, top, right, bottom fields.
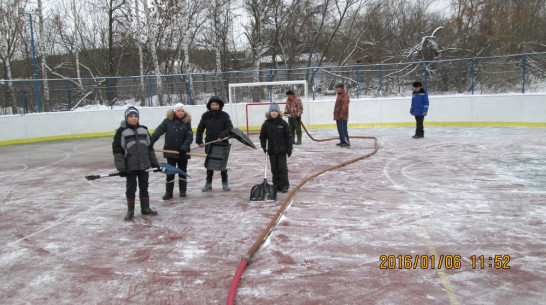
left=249, top=152, right=277, bottom=202
left=204, top=142, right=231, bottom=171
left=229, top=128, right=256, bottom=149
left=191, top=128, right=256, bottom=150
left=85, top=162, right=190, bottom=180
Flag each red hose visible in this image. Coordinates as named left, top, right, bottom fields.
left=226, top=258, right=249, bottom=305
left=226, top=122, right=379, bottom=304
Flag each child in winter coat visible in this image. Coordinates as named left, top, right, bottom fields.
left=151, top=103, right=193, bottom=200
left=113, top=106, right=159, bottom=221
left=410, top=81, right=430, bottom=138
left=259, top=102, right=293, bottom=193
left=195, top=96, right=234, bottom=192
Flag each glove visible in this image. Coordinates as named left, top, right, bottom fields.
left=287, top=150, right=292, bottom=157
left=153, top=166, right=164, bottom=173
left=178, top=149, right=187, bottom=158
left=118, top=170, right=128, bottom=177
left=422, top=112, right=427, bottom=116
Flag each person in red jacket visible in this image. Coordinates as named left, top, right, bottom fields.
left=333, top=83, right=350, bottom=147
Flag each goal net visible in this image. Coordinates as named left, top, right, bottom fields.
left=228, top=80, right=309, bottom=135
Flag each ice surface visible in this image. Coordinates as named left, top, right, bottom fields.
left=0, top=126, right=545, bottom=304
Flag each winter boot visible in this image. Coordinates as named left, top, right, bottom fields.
left=140, top=197, right=157, bottom=216
left=179, top=179, right=187, bottom=197
left=162, top=182, right=174, bottom=200
left=202, top=181, right=212, bottom=192
left=295, top=133, right=302, bottom=145
left=222, top=181, right=231, bottom=191
left=413, top=131, right=424, bottom=139
left=124, top=199, right=135, bottom=221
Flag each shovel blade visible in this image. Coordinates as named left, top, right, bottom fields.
left=204, top=143, right=231, bottom=171
left=250, top=179, right=277, bottom=202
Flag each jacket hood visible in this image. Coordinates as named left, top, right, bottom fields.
left=206, top=96, right=225, bottom=111
left=166, top=109, right=191, bottom=123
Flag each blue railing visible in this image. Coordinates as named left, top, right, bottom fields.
left=1, top=52, right=545, bottom=114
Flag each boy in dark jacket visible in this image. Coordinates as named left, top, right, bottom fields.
left=410, top=81, right=430, bottom=138
left=151, top=103, right=193, bottom=199
left=113, top=106, right=159, bottom=221
left=259, top=102, right=293, bottom=193
left=196, top=96, right=233, bottom=191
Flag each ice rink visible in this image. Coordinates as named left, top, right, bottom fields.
left=1, top=126, right=545, bottom=304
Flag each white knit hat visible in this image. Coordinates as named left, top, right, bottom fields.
left=173, top=103, right=184, bottom=111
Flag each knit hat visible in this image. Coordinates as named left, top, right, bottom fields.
left=286, top=90, right=294, bottom=95
left=173, top=103, right=184, bottom=111
left=269, top=102, right=280, bottom=113
left=124, top=106, right=139, bottom=121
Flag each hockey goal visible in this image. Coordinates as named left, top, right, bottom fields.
left=228, top=80, right=308, bottom=135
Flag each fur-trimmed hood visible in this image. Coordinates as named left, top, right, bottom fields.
left=166, top=109, right=191, bottom=123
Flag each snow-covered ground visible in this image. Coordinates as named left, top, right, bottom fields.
left=0, top=126, right=545, bottom=304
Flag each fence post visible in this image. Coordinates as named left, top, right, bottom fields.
left=471, top=58, right=475, bottom=95
left=268, top=68, right=273, bottom=102
left=65, top=80, right=71, bottom=111
left=311, top=68, right=316, bottom=100
left=19, top=81, right=26, bottom=114
left=521, top=54, right=527, bottom=94
left=147, top=75, right=154, bottom=106
left=423, top=62, right=428, bottom=90
left=379, top=64, right=383, bottom=97
left=187, top=74, right=193, bottom=105
left=107, top=78, right=113, bottom=109
left=356, top=67, right=360, bottom=98
left=226, top=72, right=231, bottom=104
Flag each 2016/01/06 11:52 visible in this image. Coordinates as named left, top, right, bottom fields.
left=471, top=255, right=511, bottom=269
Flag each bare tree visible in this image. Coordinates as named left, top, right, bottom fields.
left=243, top=0, right=275, bottom=82
left=0, top=0, right=27, bottom=112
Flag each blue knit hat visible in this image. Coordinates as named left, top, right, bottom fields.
left=269, top=102, right=280, bottom=113
left=125, top=106, right=139, bottom=121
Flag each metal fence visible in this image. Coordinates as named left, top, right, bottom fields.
left=1, top=52, right=545, bottom=114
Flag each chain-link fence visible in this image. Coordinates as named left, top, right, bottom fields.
left=1, top=52, right=545, bottom=114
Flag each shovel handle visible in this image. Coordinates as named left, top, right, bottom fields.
left=154, top=148, right=208, bottom=158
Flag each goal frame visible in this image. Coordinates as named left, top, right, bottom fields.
left=228, top=80, right=309, bottom=135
